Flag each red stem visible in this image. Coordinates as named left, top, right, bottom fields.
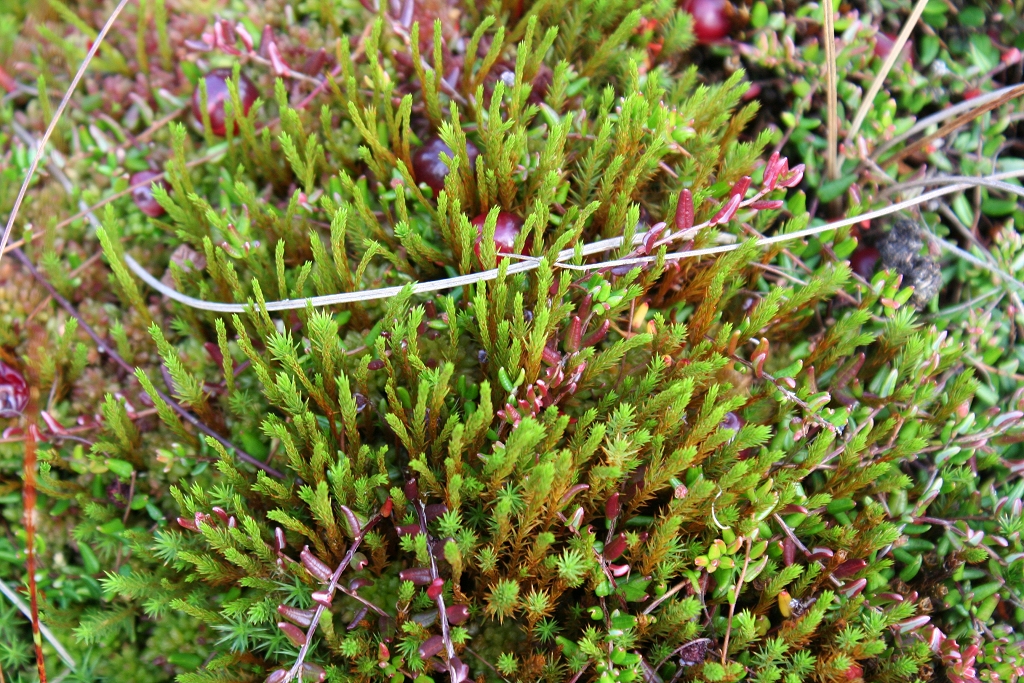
left=25, top=424, right=47, bottom=683
left=9, top=247, right=284, bottom=479
left=414, top=498, right=458, bottom=679
left=286, top=511, right=382, bottom=681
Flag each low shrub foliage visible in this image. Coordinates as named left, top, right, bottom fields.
left=1, top=0, right=1024, bottom=682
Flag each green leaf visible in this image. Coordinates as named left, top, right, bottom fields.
left=817, top=174, right=857, bottom=203
left=959, top=6, right=986, bottom=27
left=616, top=575, right=651, bottom=602
left=78, top=542, right=101, bottom=575
left=167, top=653, right=204, bottom=669
left=106, top=458, right=135, bottom=479
left=982, top=197, right=1017, bottom=217
left=751, top=2, right=769, bottom=28
left=969, top=34, right=999, bottom=71
left=918, top=34, right=940, bottom=65
left=952, top=194, right=974, bottom=226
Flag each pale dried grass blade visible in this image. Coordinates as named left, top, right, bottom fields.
left=823, top=0, right=839, bottom=181
left=881, top=83, right=1024, bottom=166
left=0, top=0, right=133, bottom=268
left=0, top=577, right=77, bottom=671
left=845, top=0, right=929, bottom=146
left=873, top=83, right=1024, bottom=161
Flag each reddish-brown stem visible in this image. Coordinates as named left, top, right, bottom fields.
left=337, top=584, right=389, bottom=618
left=9, top=247, right=284, bottom=479
left=287, top=512, right=382, bottom=681
left=566, top=663, right=590, bottom=683
left=717, top=337, right=841, bottom=437
left=773, top=513, right=842, bottom=587
left=414, top=498, right=457, bottom=679
left=464, top=647, right=509, bottom=682
left=122, top=471, right=137, bottom=524
left=24, top=424, right=47, bottom=683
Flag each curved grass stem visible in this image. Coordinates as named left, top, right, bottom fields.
left=123, top=170, right=1024, bottom=312
left=0, top=0, right=133, bottom=269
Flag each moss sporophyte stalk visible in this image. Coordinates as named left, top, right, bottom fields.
left=2, top=0, right=1024, bottom=682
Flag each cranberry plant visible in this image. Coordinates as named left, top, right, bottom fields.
left=0, top=0, right=1023, bottom=683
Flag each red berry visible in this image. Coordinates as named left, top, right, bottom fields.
left=130, top=171, right=168, bottom=217
left=0, top=362, right=28, bottom=418
left=681, top=0, right=731, bottom=43
left=412, top=136, right=480, bottom=193
left=849, top=245, right=880, bottom=279
left=191, top=68, right=259, bottom=136
left=472, top=211, right=527, bottom=259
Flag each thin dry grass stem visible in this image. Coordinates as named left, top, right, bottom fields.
left=822, top=0, right=839, bottom=181
left=883, top=84, right=1024, bottom=167
left=720, top=538, right=752, bottom=665
left=929, top=288, right=1004, bottom=319
left=933, top=211, right=1024, bottom=332
left=936, top=203, right=991, bottom=270
left=882, top=169, right=1024, bottom=306
left=845, top=0, right=929, bottom=147
left=0, top=0, right=133, bottom=269
left=927, top=233, right=1024, bottom=297
left=879, top=171, right=1024, bottom=200
left=0, top=579, right=76, bottom=671
left=121, top=170, right=1024, bottom=312
left=2, top=53, right=351, bottom=257
left=874, top=83, right=1024, bottom=161
left=642, top=579, right=686, bottom=616
left=24, top=424, right=46, bottom=683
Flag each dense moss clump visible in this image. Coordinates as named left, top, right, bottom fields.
left=2, top=0, right=1024, bottom=682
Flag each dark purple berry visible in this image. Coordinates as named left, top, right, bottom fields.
left=412, top=136, right=479, bottom=193
left=191, top=68, right=259, bottom=136
left=472, top=212, right=527, bottom=258
left=130, top=171, right=168, bottom=218
left=850, top=245, right=881, bottom=279
left=720, top=411, right=743, bottom=433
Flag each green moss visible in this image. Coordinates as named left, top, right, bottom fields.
left=3, top=0, right=1024, bottom=682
